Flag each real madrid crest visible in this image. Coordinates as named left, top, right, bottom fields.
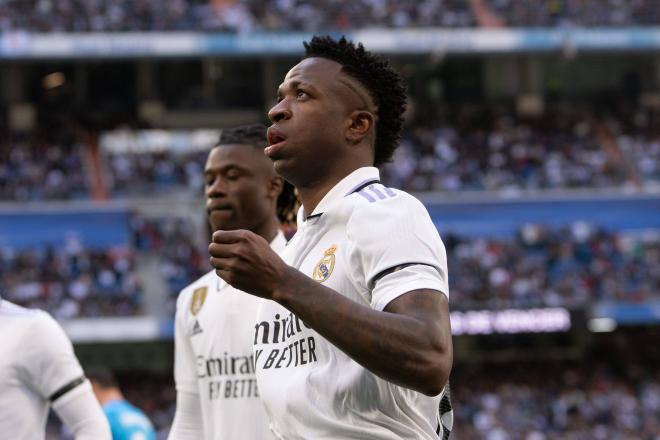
left=190, top=287, right=207, bottom=316
left=313, top=245, right=337, bottom=282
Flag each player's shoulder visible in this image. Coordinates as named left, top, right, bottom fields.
left=344, top=183, right=430, bottom=223
left=175, top=270, right=216, bottom=310
left=345, top=182, right=424, bottom=209
left=0, top=300, right=53, bottom=327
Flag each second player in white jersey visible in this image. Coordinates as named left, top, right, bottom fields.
left=169, top=124, right=298, bottom=440
left=173, top=233, right=285, bottom=439
left=0, top=298, right=111, bottom=440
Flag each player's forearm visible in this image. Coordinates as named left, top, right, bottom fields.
left=168, top=391, right=204, bottom=440
left=273, top=268, right=451, bottom=396
left=52, top=382, right=111, bottom=440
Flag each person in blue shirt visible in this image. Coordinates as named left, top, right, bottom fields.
left=87, top=367, right=156, bottom=440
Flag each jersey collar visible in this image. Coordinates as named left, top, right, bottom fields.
left=297, top=167, right=380, bottom=225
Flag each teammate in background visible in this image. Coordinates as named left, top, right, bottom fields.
left=168, top=124, right=297, bottom=439
left=87, top=367, right=156, bottom=440
left=0, top=297, right=111, bottom=440
left=208, top=36, right=453, bottom=439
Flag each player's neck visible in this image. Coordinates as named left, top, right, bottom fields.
left=298, top=162, right=370, bottom=216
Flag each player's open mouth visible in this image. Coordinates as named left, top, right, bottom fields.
left=266, top=128, right=287, bottom=157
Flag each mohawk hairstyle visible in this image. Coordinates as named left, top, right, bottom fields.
left=216, top=124, right=299, bottom=225
left=303, top=35, right=407, bottom=165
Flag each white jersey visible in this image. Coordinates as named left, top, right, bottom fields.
left=0, top=299, right=88, bottom=440
left=173, top=233, right=285, bottom=440
left=254, top=167, right=450, bottom=439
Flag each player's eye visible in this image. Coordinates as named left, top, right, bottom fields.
left=225, top=170, right=240, bottom=181
left=205, top=175, right=215, bottom=186
left=296, top=90, right=308, bottom=99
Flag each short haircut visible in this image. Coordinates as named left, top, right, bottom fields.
left=86, top=366, right=118, bottom=389
left=216, top=124, right=298, bottom=225
left=303, top=35, right=407, bottom=166
left=218, top=123, right=268, bottom=148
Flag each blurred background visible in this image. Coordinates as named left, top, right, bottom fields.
left=0, top=1, right=659, bottom=439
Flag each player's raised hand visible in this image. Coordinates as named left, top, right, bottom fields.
left=209, top=229, right=290, bottom=299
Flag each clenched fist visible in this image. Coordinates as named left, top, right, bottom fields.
left=208, top=230, right=292, bottom=299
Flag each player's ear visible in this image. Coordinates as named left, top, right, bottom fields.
left=268, top=176, right=284, bottom=199
left=346, top=110, right=375, bottom=145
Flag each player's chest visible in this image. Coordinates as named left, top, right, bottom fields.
left=284, top=224, right=354, bottom=296
left=187, top=285, right=260, bottom=355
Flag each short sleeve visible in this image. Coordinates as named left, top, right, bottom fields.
left=22, top=312, right=84, bottom=399
left=346, top=193, right=449, bottom=311
left=173, top=291, right=199, bottom=395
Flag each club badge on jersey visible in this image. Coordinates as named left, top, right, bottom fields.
left=312, top=245, right=337, bottom=282
left=190, top=287, right=207, bottom=315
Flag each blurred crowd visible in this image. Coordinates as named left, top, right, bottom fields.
left=2, top=0, right=658, bottom=33
left=2, top=106, right=658, bottom=201
left=0, top=215, right=209, bottom=319
left=131, top=216, right=209, bottom=313
left=0, top=0, right=474, bottom=33
left=0, top=237, right=143, bottom=319
left=110, top=150, right=206, bottom=197
left=6, top=217, right=658, bottom=318
left=381, top=105, right=656, bottom=192
left=0, top=140, right=89, bottom=201
left=454, top=362, right=660, bottom=440
left=446, top=223, right=660, bottom=309
left=490, top=0, right=660, bottom=28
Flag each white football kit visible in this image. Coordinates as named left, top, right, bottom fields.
left=170, top=233, right=285, bottom=440
left=254, top=167, right=451, bottom=439
left=0, top=299, right=111, bottom=440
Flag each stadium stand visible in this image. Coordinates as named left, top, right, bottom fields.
left=4, top=0, right=660, bottom=32
left=130, top=216, right=209, bottom=313
left=446, top=223, right=660, bottom=310
left=454, top=361, right=660, bottom=439
left=489, top=0, right=660, bottom=28
left=0, top=241, right=143, bottom=318
left=109, top=150, right=207, bottom=197
left=0, top=0, right=475, bottom=32
left=0, top=139, right=89, bottom=201
left=3, top=3, right=660, bottom=439
left=2, top=103, right=658, bottom=201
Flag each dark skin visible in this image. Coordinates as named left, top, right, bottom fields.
left=209, top=58, right=452, bottom=396
left=204, top=143, right=282, bottom=241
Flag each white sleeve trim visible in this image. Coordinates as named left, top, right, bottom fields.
left=52, top=380, right=112, bottom=440
left=371, top=264, right=448, bottom=311
left=168, top=390, right=204, bottom=440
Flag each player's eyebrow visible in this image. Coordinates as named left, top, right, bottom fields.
left=276, top=80, right=318, bottom=98
left=204, top=163, right=246, bottom=176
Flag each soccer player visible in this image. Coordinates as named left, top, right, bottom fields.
left=87, top=367, right=156, bottom=440
left=208, top=36, right=453, bottom=439
left=0, top=297, right=111, bottom=440
left=168, top=124, right=297, bottom=439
